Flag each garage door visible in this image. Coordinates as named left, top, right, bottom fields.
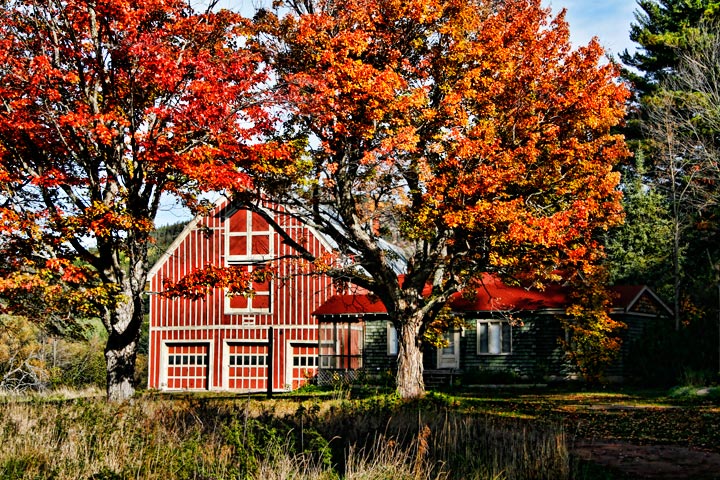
left=289, top=344, right=319, bottom=389
left=226, top=343, right=268, bottom=391
left=165, top=343, right=209, bottom=390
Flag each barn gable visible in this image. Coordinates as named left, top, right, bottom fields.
left=147, top=198, right=337, bottom=392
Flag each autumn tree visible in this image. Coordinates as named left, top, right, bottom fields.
left=244, top=0, right=629, bottom=397
left=0, top=0, right=286, bottom=401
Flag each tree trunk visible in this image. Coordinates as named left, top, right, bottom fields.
left=105, top=335, right=138, bottom=402
left=395, top=316, right=425, bottom=398
left=103, top=286, right=144, bottom=403
left=672, top=205, right=682, bottom=331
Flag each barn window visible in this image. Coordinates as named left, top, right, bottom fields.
left=225, top=265, right=272, bottom=314
left=229, top=354, right=267, bottom=366
left=293, top=354, right=318, bottom=367
left=226, top=209, right=274, bottom=262
left=476, top=320, right=512, bottom=355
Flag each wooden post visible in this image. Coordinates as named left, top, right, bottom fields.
left=267, top=326, right=274, bottom=398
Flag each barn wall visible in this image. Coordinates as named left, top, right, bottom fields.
left=148, top=201, right=335, bottom=391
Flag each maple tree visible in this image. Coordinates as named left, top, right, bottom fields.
left=246, top=0, right=629, bottom=396
left=0, top=0, right=287, bottom=401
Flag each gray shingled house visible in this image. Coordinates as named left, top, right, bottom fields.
left=312, top=275, right=672, bottom=385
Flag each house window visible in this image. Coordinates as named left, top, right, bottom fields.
left=476, top=320, right=512, bottom=355
left=387, top=322, right=398, bottom=356
left=318, top=321, right=364, bottom=369
left=225, top=265, right=272, bottom=314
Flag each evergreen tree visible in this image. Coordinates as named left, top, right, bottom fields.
left=148, top=222, right=190, bottom=268
left=606, top=155, right=674, bottom=295
left=615, top=6, right=720, bottom=378
left=621, top=0, right=720, bottom=97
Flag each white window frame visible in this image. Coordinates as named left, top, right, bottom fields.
left=387, top=322, right=398, bottom=356
left=225, top=208, right=274, bottom=263
left=224, top=265, right=272, bottom=315
left=476, top=319, right=512, bottom=355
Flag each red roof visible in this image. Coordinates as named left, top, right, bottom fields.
left=312, top=294, right=386, bottom=316
left=449, top=276, right=569, bottom=312
left=610, top=285, right=645, bottom=309
left=312, top=276, right=657, bottom=317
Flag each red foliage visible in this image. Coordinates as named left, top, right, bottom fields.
left=161, top=264, right=274, bottom=301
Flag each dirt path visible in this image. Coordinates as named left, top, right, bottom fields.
left=572, top=440, right=720, bottom=479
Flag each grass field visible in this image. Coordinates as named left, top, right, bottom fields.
left=0, top=385, right=717, bottom=479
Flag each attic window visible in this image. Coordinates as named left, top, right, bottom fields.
left=477, top=320, right=511, bottom=355
left=226, top=209, right=273, bottom=261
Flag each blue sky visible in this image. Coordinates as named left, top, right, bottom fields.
left=220, top=1, right=641, bottom=56
left=548, top=1, right=639, bottom=57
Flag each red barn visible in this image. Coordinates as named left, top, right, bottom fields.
left=146, top=199, right=337, bottom=392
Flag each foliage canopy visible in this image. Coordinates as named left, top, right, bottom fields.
left=242, top=0, right=630, bottom=393
left=0, top=0, right=290, bottom=401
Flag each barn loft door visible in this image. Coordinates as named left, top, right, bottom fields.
left=165, top=343, right=210, bottom=390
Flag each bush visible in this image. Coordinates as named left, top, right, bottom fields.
left=53, top=336, right=107, bottom=389
left=625, top=316, right=720, bottom=387
left=0, top=316, right=50, bottom=392
left=461, top=367, right=522, bottom=385
left=0, top=316, right=107, bottom=393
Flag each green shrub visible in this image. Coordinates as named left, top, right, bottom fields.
left=461, top=367, right=522, bottom=385
left=678, top=368, right=717, bottom=388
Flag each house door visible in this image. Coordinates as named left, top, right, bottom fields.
left=436, top=331, right=460, bottom=369
left=164, top=343, right=210, bottom=390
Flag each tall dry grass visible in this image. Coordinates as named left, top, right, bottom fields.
left=0, top=393, right=569, bottom=479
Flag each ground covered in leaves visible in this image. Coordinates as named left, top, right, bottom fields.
left=452, top=386, right=720, bottom=479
